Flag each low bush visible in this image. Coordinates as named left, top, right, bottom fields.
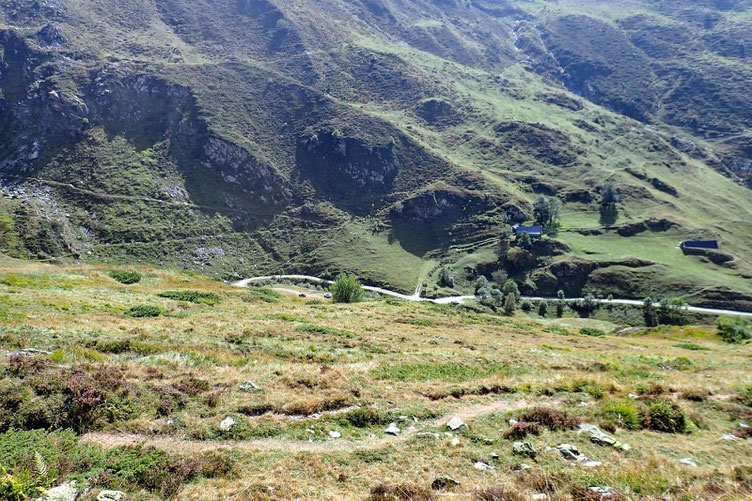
left=580, top=327, right=606, bottom=337
left=248, top=287, right=281, bottom=303
left=339, top=407, right=391, bottom=428
left=503, top=422, right=541, bottom=440
left=124, top=305, right=162, bottom=318
left=602, top=400, right=642, bottom=430
left=158, top=291, right=220, bottom=305
left=517, top=407, right=579, bottom=431
left=0, top=430, right=232, bottom=498
left=368, top=483, right=435, bottom=501
left=295, top=324, right=355, bottom=338
left=717, top=316, right=752, bottom=344
left=474, top=486, right=525, bottom=501
left=643, top=399, right=686, bottom=433
left=108, top=270, right=141, bottom=285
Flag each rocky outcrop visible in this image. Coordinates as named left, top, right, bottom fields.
left=616, top=218, right=676, bottom=237
left=297, top=131, right=399, bottom=210
left=493, top=121, right=579, bottom=166
left=415, top=99, right=462, bottom=129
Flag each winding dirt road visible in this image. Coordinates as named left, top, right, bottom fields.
left=232, top=275, right=752, bottom=316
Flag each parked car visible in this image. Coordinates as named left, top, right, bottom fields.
left=324, top=293, right=333, bottom=299
left=299, top=293, right=307, bottom=298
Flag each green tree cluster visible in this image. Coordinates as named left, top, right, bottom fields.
left=533, top=196, right=562, bottom=231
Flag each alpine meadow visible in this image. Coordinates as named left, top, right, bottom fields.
left=1, top=0, right=752, bottom=500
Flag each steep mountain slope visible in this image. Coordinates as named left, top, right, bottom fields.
left=1, top=0, right=751, bottom=307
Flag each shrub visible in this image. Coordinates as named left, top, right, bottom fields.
left=602, top=400, right=642, bottom=430
left=330, top=273, right=365, bottom=303
left=248, top=287, right=281, bottom=303
left=504, top=293, right=517, bottom=315
left=580, top=327, right=605, bottom=337
left=158, top=291, right=220, bottom=305
left=368, top=483, right=436, bottom=501
left=438, top=268, right=454, bottom=288
left=124, top=305, right=162, bottom=318
left=7, top=353, right=52, bottom=376
left=503, top=422, right=540, bottom=440
left=502, top=280, right=520, bottom=298
left=537, top=302, right=548, bottom=317
left=716, top=316, right=752, bottom=344
left=108, top=270, right=141, bottom=285
left=643, top=399, right=686, bottom=433
left=474, top=486, right=525, bottom=501
left=341, top=407, right=390, bottom=428
left=517, top=407, right=579, bottom=431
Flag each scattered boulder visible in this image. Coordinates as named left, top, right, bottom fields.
left=329, top=430, right=341, bottom=439
left=588, top=486, right=617, bottom=498
left=447, top=417, right=467, bottom=432
left=557, top=443, right=582, bottom=461
left=474, top=461, right=494, bottom=471
left=512, top=441, right=537, bottom=459
left=219, top=416, right=236, bottom=432
left=97, top=491, right=126, bottom=501
left=578, top=424, right=630, bottom=450
left=719, top=434, right=740, bottom=442
left=680, top=458, right=698, bottom=467
left=384, top=423, right=401, bottom=435
left=34, top=482, right=79, bottom=501
left=9, top=348, right=52, bottom=357
left=431, top=475, right=460, bottom=490
left=239, top=381, right=262, bottom=392
left=532, top=494, right=548, bottom=500
left=556, top=444, right=602, bottom=467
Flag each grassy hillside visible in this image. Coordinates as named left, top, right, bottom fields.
left=1, top=0, right=751, bottom=308
left=1, top=259, right=752, bottom=499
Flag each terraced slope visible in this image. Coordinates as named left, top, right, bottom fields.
left=1, top=0, right=751, bottom=307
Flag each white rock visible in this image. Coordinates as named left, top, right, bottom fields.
left=508, top=419, right=518, bottom=425
left=582, top=460, right=603, bottom=468
left=98, top=491, right=126, bottom=501
left=219, top=416, right=235, bottom=432
left=474, top=461, right=493, bottom=471
left=385, top=423, right=401, bottom=435
left=718, top=434, right=740, bottom=442
left=239, top=380, right=261, bottom=392
left=680, top=458, right=698, bottom=467
left=34, top=481, right=79, bottom=501
left=450, top=437, right=461, bottom=446
left=447, top=417, right=467, bottom=431
left=329, top=430, right=341, bottom=439
left=397, top=415, right=408, bottom=421
left=740, top=422, right=750, bottom=428
left=533, top=494, right=548, bottom=500
left=628, top=393, right=638, bottom=400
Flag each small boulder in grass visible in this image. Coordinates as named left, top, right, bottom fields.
left=385, top=423, right=401, bottom=435
left=431, top=475, right=459, bottom=490
left=219, top=416, right=235, bottom=432
left=512, top=441, right=537, bottom=459
left=97, top=491, right=126, bottom=501
left=239, top=381, right=262, bottom=393
left=447, top=417, right=467, bottom=432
